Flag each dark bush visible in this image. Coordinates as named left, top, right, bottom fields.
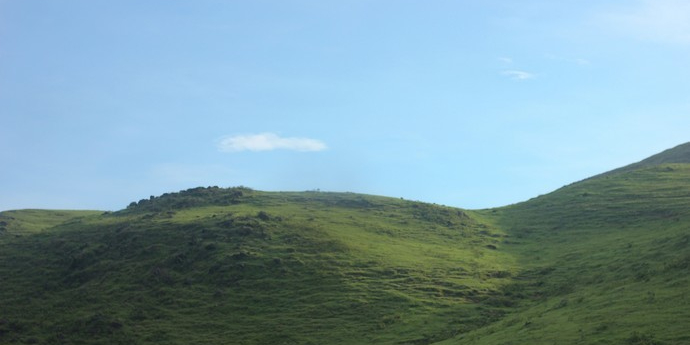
left=257, top=211, right=270, bottom=221
left=626, top=331, right=663, bottom=345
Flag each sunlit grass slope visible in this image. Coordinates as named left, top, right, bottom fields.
left=0, top=188, right=516, bottom=345
left=0, top=209, right=102, bottom=235
left=445, top=164, right=690, bottom=345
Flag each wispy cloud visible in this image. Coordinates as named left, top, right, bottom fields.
left=498, top=57, right=513, bottom=64
left=502, top=70, right=535, bottom=80
left=601, top=0, right=690, bottom=45
left=218, top=133, right=328, bottom=152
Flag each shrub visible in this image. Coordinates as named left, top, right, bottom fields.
left=626, top=331, right=663, bottom=345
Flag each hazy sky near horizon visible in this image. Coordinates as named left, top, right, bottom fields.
left=2, top=0, right=690, bottom=211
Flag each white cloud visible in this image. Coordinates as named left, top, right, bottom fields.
left=602, top=0, right=690, bottom=45
left=218, top=133, right=328, bottom=152
left=498, top=57, right=513, bottom=64
left=502, top=70, right=535, bottom=80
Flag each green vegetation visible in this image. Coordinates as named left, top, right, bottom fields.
left=445, top=163, right=690, bottom=345
left=2, top=144, right=690, bottom=344
left=0, top=209, right=102, bottom=235
left=0, top=190, right=514, bottom=344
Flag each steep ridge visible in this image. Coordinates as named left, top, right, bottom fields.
left=598, top=141, right=690, bottom=177
left=448, top=148, right=690, bottom=344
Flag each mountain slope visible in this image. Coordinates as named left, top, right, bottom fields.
left=2, top=144, right=690, bottom=344
left=447, top=164, right=690, bottom=344
left=599, top=141, right=690, bottom=177
left=0, top=189, right=516, bottom=345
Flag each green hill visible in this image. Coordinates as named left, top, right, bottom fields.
left=2, top=144, right=690, bottom=344
left=598, top=141, right=690, bottom=177
left=0, top=189, right=516, bottom=344
left=450, top=163, right=690, bottom=345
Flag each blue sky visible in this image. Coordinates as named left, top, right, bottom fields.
left=2, top=0, right=690, bottom=211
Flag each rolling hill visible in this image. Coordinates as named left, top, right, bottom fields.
left=1, top=143, right=690, bottom=344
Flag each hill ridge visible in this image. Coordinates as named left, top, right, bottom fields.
left=1, top=142, right=690, bottom=344
left=601, top=141, right=690, bottom=177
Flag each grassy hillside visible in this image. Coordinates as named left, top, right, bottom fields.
left=598, top=141, right=690, bottom=177
left=0, top=209, right=102, bottom=235
left=0, top=188, right=516, bottom=345
left=2, top=144, right=690, bottom=344
left=445, top=163, right=690, bottom=345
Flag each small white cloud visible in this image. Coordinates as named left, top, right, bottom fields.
left=218, top=133, right=328, bottom=152
left=498, top=57, right=513, bottom=64
left=601, top=0, right=690, bottom=45
left=502, top=70, right=535, bottom=80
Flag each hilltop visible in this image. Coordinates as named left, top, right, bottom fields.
left=598, top=141, right=690, bottom=177
left=1, top=143, right=690, bottom=344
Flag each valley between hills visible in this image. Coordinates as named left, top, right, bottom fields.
left=2, top=143, right=690, bottom=344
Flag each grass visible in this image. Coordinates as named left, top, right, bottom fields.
left=446, top=164, right=690, bottom=345
left=1, top=158, right=690, bottom=344
left=0, top=190, right=516, bottom=344
left=0, top=209, right=102, bottom=235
